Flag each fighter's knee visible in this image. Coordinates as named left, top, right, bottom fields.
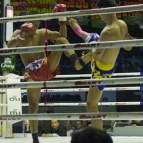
left=69, top=54, right=85, bottom=70
left=55, top=37, right=68, bottom=44
left=86, top=101, right=98, bottom=112
left=74, top=60, right=82, bottom=70
left=28, top=103, right=38, bottom=113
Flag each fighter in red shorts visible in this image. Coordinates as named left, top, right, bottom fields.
left=7, top=4, right=67, bottom=143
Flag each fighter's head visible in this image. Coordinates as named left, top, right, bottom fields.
left=85, top=33, right=99, bottom=43
left=96, top=0, right=116, bottom=22
left=26, top=11, right=40, bottom=33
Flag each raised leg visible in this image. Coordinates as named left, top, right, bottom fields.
left=48, top=37, right=66, bottom=73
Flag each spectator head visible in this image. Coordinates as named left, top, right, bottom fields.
left=65, top=120, right=72, bottom=131
left=71, top=126, right=113, bottom=143
left=48, top=106, right=54, bottom=113
left=81, top=120, right=88, bottom=127
left=51, top=120, right=59, bottom=130
left=110, top=120, right=115, bottom=128
left=76, top=120, right=82, bottom=130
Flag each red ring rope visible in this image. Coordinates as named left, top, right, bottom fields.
left=44, top=20, right=49, bottom=112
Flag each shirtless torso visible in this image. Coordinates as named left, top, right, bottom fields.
left=93, top=20, right=131, bottom=64
left=8, top=28, right=47, bottom=65
left=18, top=30, right=45, bottom=64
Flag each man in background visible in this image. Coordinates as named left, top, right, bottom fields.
left=42, top=120, right=66, bottom=137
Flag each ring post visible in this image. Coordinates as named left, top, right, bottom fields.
left=6, top=73, right=22, bottom=137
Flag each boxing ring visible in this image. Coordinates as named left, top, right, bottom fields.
left=0, top=3, right=143, bottom=143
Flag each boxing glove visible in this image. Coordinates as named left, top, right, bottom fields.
left=16, top=22, right=34, bottom=41
left=85, top=33, right=99, bottom=43
left=54, top=4, right=67, bottom=25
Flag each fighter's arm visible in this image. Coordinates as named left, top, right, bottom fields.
left=39, top=4, right=67, bottom=43
left=93, top=30, right=119, bottom=61
left=7, top=30, right=20, bottom=48
left=68, top=18, right=89, bottom=41
left=123, top=33, right=134, bottom=51
left=39, top=28, right=67, bottom=43
left=48, top=25, right=67, bottom=41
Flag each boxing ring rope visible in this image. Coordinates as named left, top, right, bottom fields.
left=0, top=72, right=143, bottom=80
left=25, top=102, right=143, bottom=106
left=22, top=102, right=143, bottom=106
left=0, top=112, right=143, bottom=120
left=0, top=4, right=142, bottom=139
left=0, top=102, right=143, bottom=107
left=0, top=86, right=141, bottom=93
left=0, top=4, right=142, bottom=23
left=0, top=39, right=143, bottom=55
left=0, top=77, right=143, bottom=89
left=48, top=72, right=143, bottom=78
left=21, top=86, right=143, bottom=92
left=54, top=72, right=143, bottom=78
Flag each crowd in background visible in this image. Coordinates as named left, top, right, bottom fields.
left=22, top=106, right=143, bottom=137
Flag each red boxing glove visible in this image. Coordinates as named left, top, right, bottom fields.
left=54, top=4, right=66, bottom=12
left=54, top=4, right=67, bottom=25
left=17, top=23, right=34, bottom=41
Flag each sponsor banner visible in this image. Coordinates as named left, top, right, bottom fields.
left=0, top=55, right=16, bottom=72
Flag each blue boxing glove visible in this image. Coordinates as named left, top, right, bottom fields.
left=85, top=33, right=99, bottom=43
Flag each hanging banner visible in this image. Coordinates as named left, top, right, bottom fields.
left=10, top=0, right=56, bottom=16
left=122, top=0, right=143, bottom=25
left=26, top=0, right=56, bottom=13
left=10, top=0, right=26, bottom=16
left=10, top=0, right=143, bottom=27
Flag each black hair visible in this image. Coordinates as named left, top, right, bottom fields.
left=71, top=126, right=113, bottom=143
left=76, top=120, right=82, bottom=124
left=27, top=11, right=39, bottom=15
left=65, top=120, right=72, bottom=125
left=96, top=0, right=116, bottom=8
left=51, top=120, right=59, bottom=123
